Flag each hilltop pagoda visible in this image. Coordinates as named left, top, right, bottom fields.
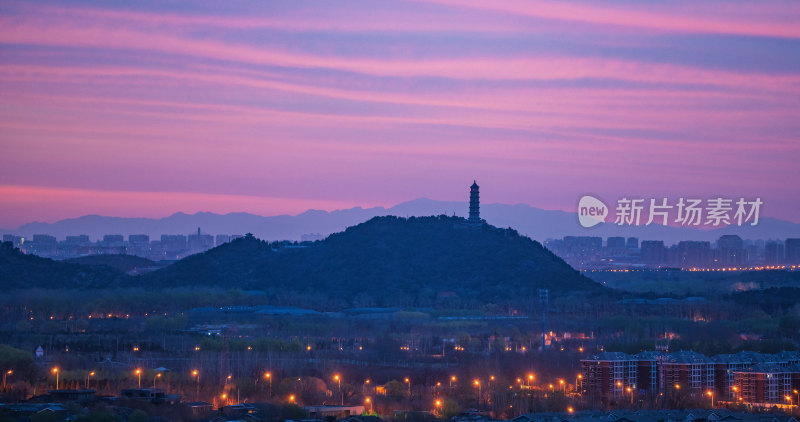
left=468, top=180, right=482, bottom=226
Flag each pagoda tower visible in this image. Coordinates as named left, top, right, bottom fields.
left=469, top=180, right=481, bottom=226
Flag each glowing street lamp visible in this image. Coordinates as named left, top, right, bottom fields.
left=450, top=376, right=456, bottom=392
left=3, top=370, right=13, bottom=390
left=52, top=367, right=59, bottom=390
left=289, top=395, right=295, bottom=403
left=577, top=374, right=583, bottom=394
left=135, top=369, right=142, bottom=389
left=192, top=370, right=200, bottom=401
left=405, top=377, right=412, bottom=397
left=559, top=379, right=565, bottom=393
left=474, top=380, right=481, bottom=408
left=334, top=374, right=342, bottom=405
left=154, top=372, right=161, bottom=389
left=265, top=372, right=272, bottom=397
left=86, top=371, right=95, bottom=389
left=706, top=390, right=714, bottom=408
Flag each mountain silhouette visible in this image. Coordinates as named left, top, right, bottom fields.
left=7, top=199, right=798, bottom=244
left=0, top=242, right=125, bottom=289
left=137, top=215, right=602, bottom=308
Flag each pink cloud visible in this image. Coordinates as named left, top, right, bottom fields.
left=421, top=0, right=800, bottom=39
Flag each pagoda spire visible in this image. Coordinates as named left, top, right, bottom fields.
left=469, top=181, right=481, bottom=226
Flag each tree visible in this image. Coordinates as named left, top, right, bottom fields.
left=128, top=409, right=147, bottom=422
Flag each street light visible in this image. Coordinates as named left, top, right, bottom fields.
left=3, top=370, right=12, bottom=390
left=86, top=371, right=95, bottom=389
left=474, top=380, right=481, bottom=408
left=577, top=374, right=583, bottom=395
left=528, top=374, right=534, bottom=389
left=707, top=391, right=714, bottom=408
left=366, top=397, right=372, bottom=413
left=559, top=379, right=565, bottom=393
left=135, top=369, right=142, bottom=389
left=289, top=395, right=295, bottom=403
left=450, top=376, right=456, bottom=392
left=334, top=374, right=342, bottom=405
left=52, top=367, right=59, bottom=390
left=265, top=372, right=272, bottom=397
left=626, top=387, right=633, bottom=405
left=154, top=372, right=161, bottom=389
left=192, top=370, right=200, bottom=401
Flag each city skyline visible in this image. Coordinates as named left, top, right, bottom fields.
left=2, top=1, right=800, bottom=228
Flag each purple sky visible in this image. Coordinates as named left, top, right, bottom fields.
left=1, top=0, right=799, bottom=228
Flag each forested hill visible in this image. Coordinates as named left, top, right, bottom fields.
left=138, top=215, right=603, bottom=307
left=0, top=242, right=126, bottom=289
left=65, top=254, right=157, bottom=273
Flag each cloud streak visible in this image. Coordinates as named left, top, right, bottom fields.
left=1, top=0, right=798, bottom=227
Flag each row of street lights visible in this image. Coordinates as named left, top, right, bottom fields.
left=45, top=366, right=585, bottom=408
left=50, top=367, right=162, bottom=391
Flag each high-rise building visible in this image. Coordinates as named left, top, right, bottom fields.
left=764, top=241, right=784, bottom=265
left=102, top=235, right=125, bottom=247
left=640, top=241, right=666, bottom=266
left=626, top=237, right=639, bottom=249
left=161, top=235, right=188, bottom=254
left=786, top=238, right=800, bottom=264
left=187, top=228, right=214, bottom=252
left=676, top=241, right=712, bottom=268
left=2, top=235, right=24, bottom=248
left=301, top=233, right=324, bottom=242
left=717, top=235, right=746, bottom=267
left=607, top=237, right=625, bottom=250
left=129, top=235, right=150, bottom=256
left=215, top=234, right=231, bottom=246
left=65, top=235, right=90, bottom=245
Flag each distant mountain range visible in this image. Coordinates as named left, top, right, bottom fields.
left=6, top=198, right=800, bottom=244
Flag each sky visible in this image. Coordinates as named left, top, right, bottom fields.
left=1, top=0, right=799, bottom=228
